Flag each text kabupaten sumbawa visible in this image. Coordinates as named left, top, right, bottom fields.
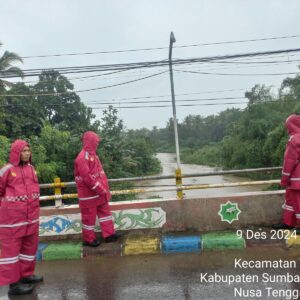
left=200, top=259, right=297, bottom=285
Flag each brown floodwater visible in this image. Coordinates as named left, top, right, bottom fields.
left=137, top=153, right=268, bottom=199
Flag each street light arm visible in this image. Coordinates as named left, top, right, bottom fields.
left=169, top=32, right=176, bottom=60
left=170, top=32, right=176, bottom=43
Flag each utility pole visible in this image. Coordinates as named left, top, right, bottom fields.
left=168, top=31, right=183, bottom=200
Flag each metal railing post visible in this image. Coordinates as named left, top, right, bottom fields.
left=54, top=177, right=62, bottom=207
left=175, top=168, right=183, bottom=200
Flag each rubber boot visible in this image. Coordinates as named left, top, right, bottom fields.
left=21, top=274, right=44, bottom=284
left=8, top=281, right=34, bottom=296
left=83, top=239, right=101, bottom=247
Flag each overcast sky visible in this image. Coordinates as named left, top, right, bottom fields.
left=1, top=0, right=300, bottom=129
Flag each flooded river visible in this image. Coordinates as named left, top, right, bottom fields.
left=137, top=153, right=266, bottom=199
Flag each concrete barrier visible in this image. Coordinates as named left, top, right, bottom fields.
left=39, top=190, right=285, bottom=239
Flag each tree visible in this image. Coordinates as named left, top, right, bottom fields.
left=1, top=83, right=44, bottom=138
left=32, top=124, right=81, bottom=181
left=0, top=42, right=23, bottom=91
left=280, top=73, right=300, bottom=102
left=0, top=135, right=10, bottom=167
left=98, top=105, right=127, bottom=177
left=33, top=70, right=99, bottom=133
left=245, top=84, right=273, bottom=105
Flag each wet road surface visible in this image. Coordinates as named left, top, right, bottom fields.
left=1, top=246, right=300, bottom=300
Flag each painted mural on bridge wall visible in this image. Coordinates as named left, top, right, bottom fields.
left=39, top=207, right=166, bottom=236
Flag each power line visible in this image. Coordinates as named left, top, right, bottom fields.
left=19, top=66, right=168, bottom=85
left=88, top=101, right=249, bottom=109
left=0, top=100, right=249, bottom=109
left=19, top=57, right=300, bottom=85
left=3, top=46, right=300, bottom=79
left=0, top=70, right=168, bottom=97
left=86, top=98, right=299, bottom=109
left=0, top=97, right=247, bottom=109
left=174, top=60, right=300, bottom=72
left=173, top=52, right=300, bottom=66
left=175, top=34, right=300, bottom=49
left=2, top=97, right=298, bottom=110
left=175, top=69, right=300, bottom=76
left=19, top=67, right=146, bottom=84
left=20, top=34, right=300, bottom=59
left=0, top=86, right=260, bottom=101
left=84, top=96, right=246, bottom=105
left=82, top=88, right=248, bottom=103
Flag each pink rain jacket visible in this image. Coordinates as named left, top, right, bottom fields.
left=74, top=131, right=111, bottom=208
left=281, top=114, right=300, bottom=190
left=0, top=140, right=40, bottom=239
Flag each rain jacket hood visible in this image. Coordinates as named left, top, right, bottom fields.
left=285, top=114, right=300, bottom=136
left=9, top=140, right=31, bottom=166
left=82, top=131, right=100, bottom=155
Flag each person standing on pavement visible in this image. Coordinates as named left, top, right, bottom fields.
left=74, top=131, right=120, bottom=247
left=273, top=114, right=300, bottom=234
left=0, top=140, right=43, bottom=296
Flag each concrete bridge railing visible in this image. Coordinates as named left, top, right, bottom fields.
left=38, top=167, right=284, bottom=240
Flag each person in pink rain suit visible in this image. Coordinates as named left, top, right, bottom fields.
left=273, top=114, right=300, bottom=234
left=0, top=140, right=43, bottom=296
left=74, top=131, right=120, bottom=247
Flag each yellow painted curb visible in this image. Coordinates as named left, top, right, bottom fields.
left=123, top=235, right=160, bottom=255
left=285, top=231, right=300, bottom=248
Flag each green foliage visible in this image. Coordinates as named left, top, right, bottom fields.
left=1, top=83, right=43, bottom=137
left=0, top=42, right=23, bottom=90
left=28, top=124, right=81, bottom=182
left=98, top=106, right=161, bottom=179
left=142, top=108, right=243, bottom=151
left=148, top=79, right=300, bottom=178
left=0, top=135, right=10, bottom=166
left=181, top=144, right=222, bottom=167
left=34, top=70, right=99, bottom=133
left=0, top=44, right=162, bottom=203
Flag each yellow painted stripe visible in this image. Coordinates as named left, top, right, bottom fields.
left=123, top=235, right=160, bottom=255
left=286, top=231, right=300, bottom=248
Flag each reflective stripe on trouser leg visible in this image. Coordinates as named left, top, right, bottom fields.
left=0, top=237, right=22, bottom=286
left=80, top=207, right=97, bottom=243
left=97, top=201, right=115, bottom=238
left=19, top=232, right=39, bottom=278
left=282, top=189, right=296, bottom=227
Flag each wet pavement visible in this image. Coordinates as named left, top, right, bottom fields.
left=1, top=246, right=300, bottom=300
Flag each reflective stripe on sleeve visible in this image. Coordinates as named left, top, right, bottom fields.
left=92, top=182, right=100, bottom=190
left=0, top=164, right=13, bottom=177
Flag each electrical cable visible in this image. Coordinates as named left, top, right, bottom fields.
left=3, top=47, right=300, bottom=79
left=87, top=98, right=300, bottom=110
left=0, top=70, right=169, bottom=97
left=20, top=34, right=300, bottom=59
left=174, top=69, right=300, bottom=76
